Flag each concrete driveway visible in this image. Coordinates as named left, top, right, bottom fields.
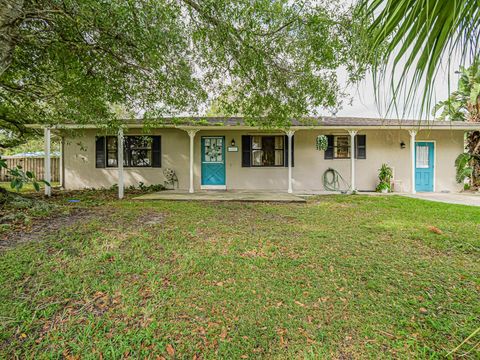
left=402, top=192, right=480, bottom=207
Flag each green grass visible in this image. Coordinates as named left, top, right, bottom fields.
left=0, top=195, right=479, bottom=358
left=0, top=181, right=60, bottom=193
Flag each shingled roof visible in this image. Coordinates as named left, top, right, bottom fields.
left=30, top=116, right=480, bottom=130
left=119, top=116, right=480, bottom=128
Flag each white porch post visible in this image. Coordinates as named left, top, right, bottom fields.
left=44, top=127, right=51, bottom=196
left=59, top=136, right=64, bottom=189
left=348, top=130, right=358, bottom=192
left=286, top=130, right=295, bottom=193
left=409, top=129, right=417, bottom=194
left=187, top=129, right=198, bottom=193
left=118, top=128, right=124, bottom=199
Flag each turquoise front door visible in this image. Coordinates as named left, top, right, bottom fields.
left=201, top=136, right=226, bottom=186
left=415, top=142, right=434, bottom=192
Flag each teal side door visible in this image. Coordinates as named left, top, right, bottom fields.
left=201, top=137, right=226, bottom=186
left=415, top=142, right=434, bottom=192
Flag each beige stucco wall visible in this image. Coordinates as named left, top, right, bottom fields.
left=62, top=128, right=465, bottom=193
left=63, top=128, right=190, bottom=190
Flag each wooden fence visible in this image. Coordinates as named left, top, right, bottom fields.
left=0, top=157, right=60, bottom=182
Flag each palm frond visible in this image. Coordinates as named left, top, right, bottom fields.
left=357, top=0, right=480, bottom=117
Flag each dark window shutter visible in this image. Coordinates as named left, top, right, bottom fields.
left=355, top=135, right=366, bottom=159
left=284, top=135, right=294, bottom=167
left=152, top=136, right=161, bottom=167
left=95, top=136, right=106, bottom=168
left=324, top=135, right=334, bottom=159
left=242, top=135, right=251, bottom=167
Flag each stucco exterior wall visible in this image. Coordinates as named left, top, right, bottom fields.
left=62, top=128, right=465, bottom=192
left=63, top=128, right=191, bottom=190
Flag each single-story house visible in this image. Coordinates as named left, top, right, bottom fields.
left=36, top=117, right=480, bottom=197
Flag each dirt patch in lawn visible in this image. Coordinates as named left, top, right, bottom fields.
left=0, top=207, right=167, bottom=252
left=136, top=212, right=166, bottom=226
left=0, top=207, right=114, bottom=251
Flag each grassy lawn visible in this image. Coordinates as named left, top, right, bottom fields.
left=0, top=195, right=479, bottom=358
left=0, top=181, right=60, bottom=193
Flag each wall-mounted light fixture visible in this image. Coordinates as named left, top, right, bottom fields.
left=400, top=141, right=406, bottom=149
left=231, top=139, right=236, bottom=147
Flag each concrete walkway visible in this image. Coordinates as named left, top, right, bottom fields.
left=402, top=192, right=480, bottom=207
left=133, top=190, right=306, bottom=203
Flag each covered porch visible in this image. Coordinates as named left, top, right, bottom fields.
left=36, top=117, right=479, bottom=197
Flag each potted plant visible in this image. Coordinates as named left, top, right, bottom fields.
left=376, top=182, right=390, bottom=193
left=376, top=163, right=393, bottom=193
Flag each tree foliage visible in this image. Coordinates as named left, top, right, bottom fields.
left=357, top=0, right=480, bottom=115
left=454, top=152, right=475, bottom=185
left=433, top=57, right=480, bottom=122
left=434, top=57, right=480, bottom=189
left=0, top=0, right=371, bottom=147
left=0, top=156, right=50, bottom=192
left=0, top=138, right=59, bottom=156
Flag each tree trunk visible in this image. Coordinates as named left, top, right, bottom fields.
left=466, top=130, right=480, bottom=189
left=0, top=0, right=25, bottom=76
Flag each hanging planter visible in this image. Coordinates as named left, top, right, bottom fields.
left=316, top=135, right=328, bottom=151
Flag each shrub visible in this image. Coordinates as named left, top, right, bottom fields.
left=376, top=163, right=393, bottom=192
left=0, top=156, right=50, bottom=192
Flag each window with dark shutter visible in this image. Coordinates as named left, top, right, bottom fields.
left=324, top=134, right=366, bottom=159
left=106, top=136, right=118, bottom=167
left=242, top=135, right=251, bottom=167
left=101, top=135, right=161, bottom=168
left=249, top=135, right=286, bottom=167
left=95, top=136, right=106, bottom=168
left=355, top=135, right=366, bottom=159
left=123, top=136, right=153, bottom=167
left=324, top=135, right=334, bottom=159
left=152, top=136, right=161, bottom=167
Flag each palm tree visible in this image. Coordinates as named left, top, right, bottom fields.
left=433, top=57, right=480, bottom=189
left=357, top=0, right=480, bottom=114
left=359, top=1, right=480, bottom=354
